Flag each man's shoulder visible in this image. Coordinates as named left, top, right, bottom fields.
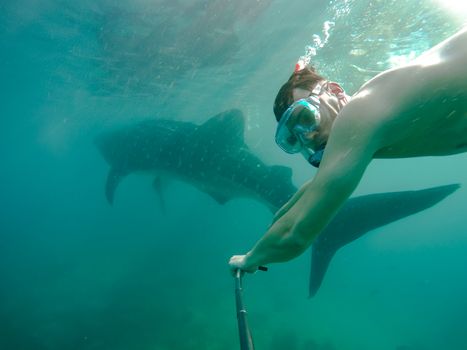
left=345, top=63, right=422, bottom=121
left=337, top=87, right=393, bottom=126
left=330, top=86, right=396, bottom=155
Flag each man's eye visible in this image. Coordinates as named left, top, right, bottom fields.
left=287, top=134, right=298, bottom=145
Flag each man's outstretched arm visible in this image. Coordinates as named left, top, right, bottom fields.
left=229, top=106, right=380, bottom=272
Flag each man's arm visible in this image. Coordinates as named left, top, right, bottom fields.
left=234, top=102, right=381, bottom=271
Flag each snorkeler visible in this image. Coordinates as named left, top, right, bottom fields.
left=229, top=27, right=467, bottom=274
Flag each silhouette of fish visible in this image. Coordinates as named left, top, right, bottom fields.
left=95, top=109, right=296, bottom=211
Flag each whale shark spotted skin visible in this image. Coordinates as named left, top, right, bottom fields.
left=95, top=109, right=297, bottom=211
left=95, top=109, right=459, bottom=297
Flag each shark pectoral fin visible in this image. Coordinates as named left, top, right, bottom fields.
left=153, top=176, right=167, bottom=212
left=105, top=168, right=125, bottom=205
left=309, top=244, right=336, bottom=298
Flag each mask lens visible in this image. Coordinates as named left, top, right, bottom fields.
left=286, top=133, right=299, bottom=146
left=275, top=97, right=321, bottom=154
left=276, top=125, right=303, bottom=153
left=292, top=104, right=315, bottom=123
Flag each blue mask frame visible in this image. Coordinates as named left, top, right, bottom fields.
left=275, top=95, right=324, bottom=166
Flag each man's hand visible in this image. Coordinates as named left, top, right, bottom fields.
left=229, top=254, right=258, bottom=276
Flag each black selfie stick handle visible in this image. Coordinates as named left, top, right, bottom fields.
left=235, top=266, right=267, bottom=350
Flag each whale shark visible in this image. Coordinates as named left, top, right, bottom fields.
left=95, top=109, right=459, bottom=297
left=309, top=184, right=460, bottom=297
left=95, top=109, right=296, bottom=211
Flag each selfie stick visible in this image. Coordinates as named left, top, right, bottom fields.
left=234, top=266, right=267, bottom=350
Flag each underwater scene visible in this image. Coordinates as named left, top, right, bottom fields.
left=1, top=1, right=467, bottom=349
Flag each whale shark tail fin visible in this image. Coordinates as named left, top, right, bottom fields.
left=106, top=168, right=126, bottom=205
left=307, top=183, right=461, bottom=298
left=309, top=245, right=335, bottom=298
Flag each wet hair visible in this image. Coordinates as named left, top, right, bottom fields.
left=273, top=65, right=326, bottom=122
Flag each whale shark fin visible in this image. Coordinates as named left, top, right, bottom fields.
left=307, top=184, right=460, bottom=297
left=271, top=165, right=296, bottom=204
left=153, top=176, right=167, bottom=212
left=198, top=109, right=246, bottom=148
left=309, top=245, right=336, bottom=298
left=105, top=168, right=125, bottom=205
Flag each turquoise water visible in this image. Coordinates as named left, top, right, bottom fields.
left=1, top=1, right=467, bottom=349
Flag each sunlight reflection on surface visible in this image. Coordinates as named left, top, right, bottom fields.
left=433, top=0, right=467, bottom=20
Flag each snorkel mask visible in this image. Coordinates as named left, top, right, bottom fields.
left=275, top=92, right=325, bottom=167
left=274, top=78, right=349, bottom=168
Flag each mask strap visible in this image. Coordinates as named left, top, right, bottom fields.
left=301, top=145, right=326, bottom=168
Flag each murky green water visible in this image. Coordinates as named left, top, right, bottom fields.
left=1, top=1, right=467, bottom=349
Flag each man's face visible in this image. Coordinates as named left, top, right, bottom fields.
left=292, top=87, right=313, bottom=101
left=290, top=87, right=339, bottom=150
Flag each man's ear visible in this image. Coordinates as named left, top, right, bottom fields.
left=326, top=81, right=349, bottom=108
left=327, top=82, right=345, bottom=93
